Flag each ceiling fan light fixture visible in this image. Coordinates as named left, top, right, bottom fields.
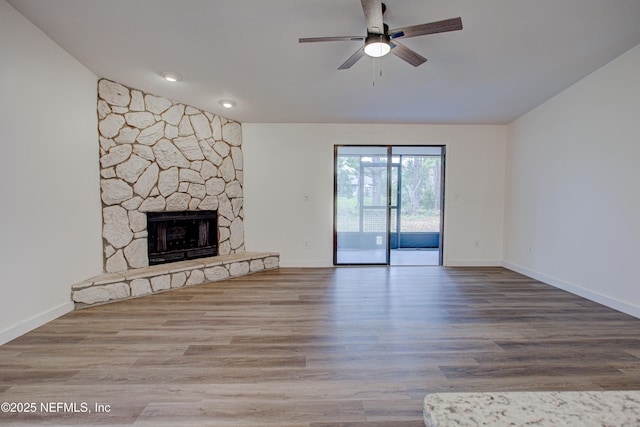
left=364, top=34, right=391, bottom=58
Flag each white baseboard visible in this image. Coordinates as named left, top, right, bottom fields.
left=502, top=261, right=640, bottom=319
left=444, top=259, right=503, bottom=267
left=279, top=260, right=333, bottom=268
left=280, top=259, right=504, bottom=268
left=0, top=301, right=74, bottom=345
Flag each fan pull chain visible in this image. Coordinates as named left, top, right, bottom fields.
left=372, top=57, right=384, bottom=87
left=372, top=57, right=376, bottom=87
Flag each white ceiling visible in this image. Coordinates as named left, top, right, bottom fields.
left=7, top=0, right=640, bottom=124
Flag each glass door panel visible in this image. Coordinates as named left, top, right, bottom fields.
left=335, top=146, right=390, bottom=265
left=390, top=146, right=444, bottom=266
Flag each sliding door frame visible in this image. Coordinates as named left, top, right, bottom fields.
left=333, top=144, right=446, bottom=266
left=333, top=145, right=392, bottom=265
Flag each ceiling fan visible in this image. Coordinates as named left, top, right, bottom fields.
left=299, top=0, right=462, bottom=70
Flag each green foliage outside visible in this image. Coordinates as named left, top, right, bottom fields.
left=336, top=155, right=441, bottom=232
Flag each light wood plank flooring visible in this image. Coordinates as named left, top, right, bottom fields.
left=1, top=267, right=640, bottom=426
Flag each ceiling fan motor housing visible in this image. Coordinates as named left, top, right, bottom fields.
left=365, top=32, right=390, bottom=45
left=364, top=22, right=391, bottom=57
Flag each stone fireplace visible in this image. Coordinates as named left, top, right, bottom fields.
left=71, top=79, right=279, bottom=307
left=97, top=79, right=244, bottom=273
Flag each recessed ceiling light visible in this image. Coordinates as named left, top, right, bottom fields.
left=219, top=100, right=236, bottom=109
left=161, top=71, right=181, bottom=82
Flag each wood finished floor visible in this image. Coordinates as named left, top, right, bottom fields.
left=1, top=267, right=640, bottom=426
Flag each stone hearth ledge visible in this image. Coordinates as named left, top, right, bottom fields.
left=423, top=390, right=640, bottom=426
left=72, top=252, right=279, bottom=308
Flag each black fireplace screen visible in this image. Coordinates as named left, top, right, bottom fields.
left=147, top=210, right=217, bottom=265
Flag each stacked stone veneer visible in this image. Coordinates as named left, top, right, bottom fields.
left=97, top=79, right=245, bottom=273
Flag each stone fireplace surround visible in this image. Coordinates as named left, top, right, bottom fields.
left=97, top=78, right=245, bottom=272
left=71, top=79, right=279, bottom=307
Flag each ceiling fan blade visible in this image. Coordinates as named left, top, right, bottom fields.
left=390, top=41, right=427, bottom=67
left=390, top=17, right=463, bottom=39
left=299, top=36, right=364, bottom=43
left=338, top=46, right=366, bottom=70
left=361, top=0, right=384, bottom=34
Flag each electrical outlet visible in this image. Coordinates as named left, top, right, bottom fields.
left=474, top=240, right=480, bottom=249
left=304, top=239, right=309, bottom=249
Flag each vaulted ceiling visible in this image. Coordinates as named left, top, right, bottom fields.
left=7, top=0, right=640, bottom=124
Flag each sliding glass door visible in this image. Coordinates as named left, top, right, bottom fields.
left=334, top=146, right=390, bottom=265
left=334, top=145, right=445, bottom=266
left=390, top=146, right=444, bottom=266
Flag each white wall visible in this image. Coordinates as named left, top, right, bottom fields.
left=504, top=43, right=640, bottom=317
left=243, top=123, right=506, bottom=267
left=0, top=0, right=103, bottom=344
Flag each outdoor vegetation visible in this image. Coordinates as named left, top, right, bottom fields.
left=336, top=155, right=441, bottom=232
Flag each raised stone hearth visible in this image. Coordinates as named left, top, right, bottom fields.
left=72, top=252, right=279, bottom=307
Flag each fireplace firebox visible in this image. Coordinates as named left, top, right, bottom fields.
left=147, top=211, right=217, bottom=265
